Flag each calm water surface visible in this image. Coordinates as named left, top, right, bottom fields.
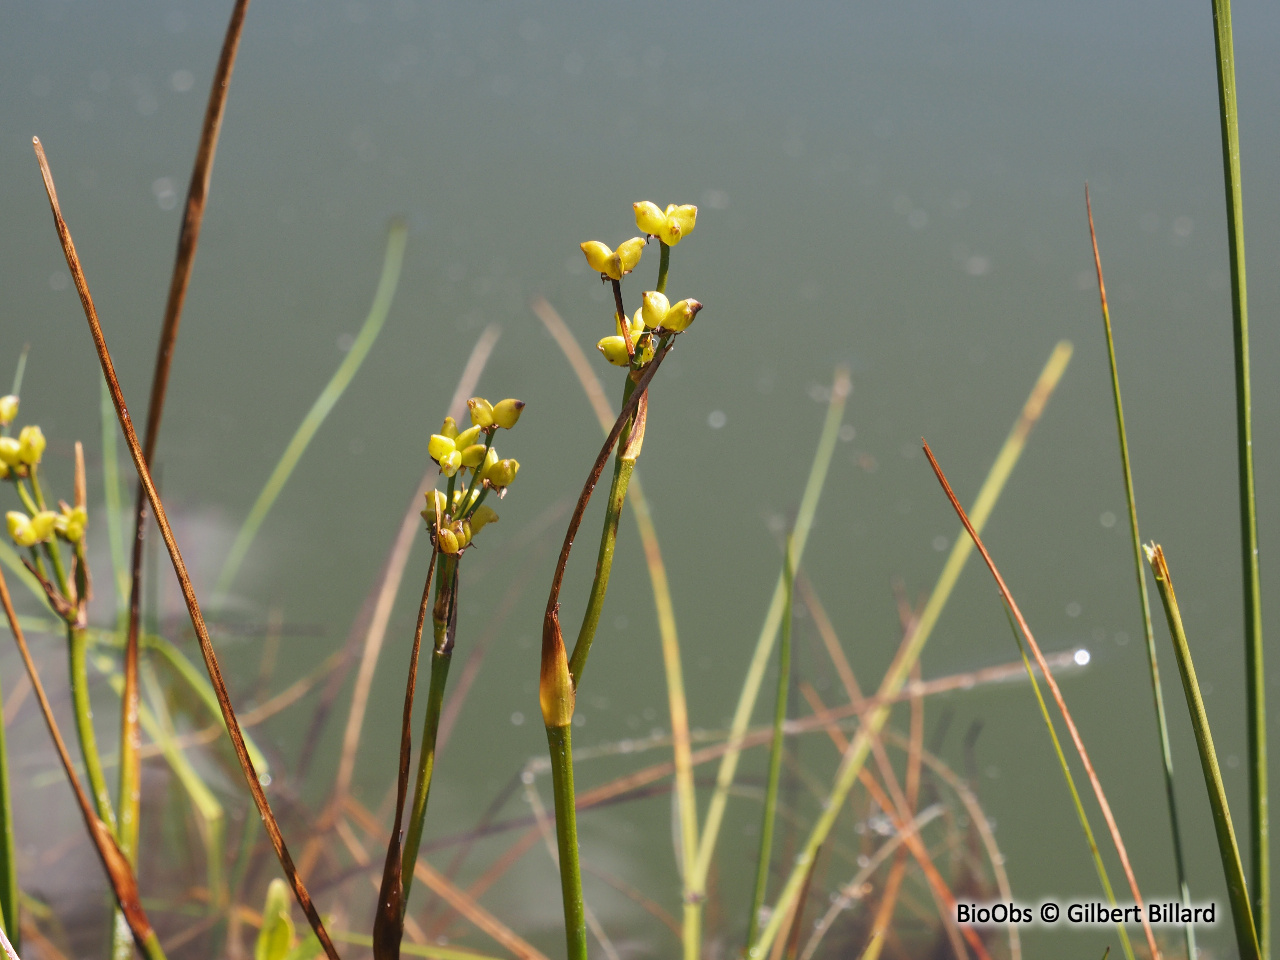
left=3, top=2, right=1280, bottom=957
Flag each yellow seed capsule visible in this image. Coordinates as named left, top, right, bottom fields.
left=485, top=458, right=519, bottom=488
left=580, top=240, right=615, bottom=275
left=666, top=204, right=697, bottom=240
left=614, top=236, right=645, bottom=275
left=452, top=520, right=472, bottom=550
left=0, top=438, right=18, bottom=467
left=439, top=416, right=459, bottom=441
left=439, top=450, right=462, bottom=478
left=641, top=291, right=670, bottom=330
left=17, top=426, right=46, bottom=466
left=662, top=298, right=703, bottom=333
left=597, top=335, right=630, bottom=367
left=453, top=425, right=483, bottom=450
left=0, top=396, right=17, bottom=427
left=0, top=463, right=8, bottom=480
left=57, top=506, right=87, bottom=542
left=437, top=526, right=461, bottom=554
left=492, top=398, right=525, bottom=429
left=633, top=201, right=668, bottom=237
left=6, top=512, right=35, bottom=548
left=30, top=511, right=58, bottom=543
left=425, top=489, right=448, bottom=518
left=633, top=334, right=655, bottom=367
left=453, top=486, right=478, bottom=513
left=470, top=504, right=499, bottom=534
left=428, top=434, right=457, bottom=463
left=460, top=443, right=488, bottom=468
left=468, top=397, right=495, bottom=429
left=482, top=446, right=499, bottom=472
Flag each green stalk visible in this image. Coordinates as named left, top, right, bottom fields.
left=401, top=555, right=458, bottom=905
left=212, top=219, right=407, bottom=603
left=656, top=241, right=671, bottom=294
left=0, top=661, right=17, bottom=952
left=746, top=535, right=795, bottom=947
left=1209, top=1, right=1267, bottom=948
left=69, top=625, right=117, bottom=835
left=1146, top=544, right=1261, bottom=960
left=1087, top=194, right=1195, bottom=959
left=568, top=378, right=637, bottom=684
left=1003, top=606, right=1134, bottom=960
left=546, top=723, right=588, bottom=960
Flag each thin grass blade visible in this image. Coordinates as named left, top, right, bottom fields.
left=214, top=219, right=408, bottom=601
left=922, top=440, right=1159, bottom=959
left=750, top=342, right=1072, bottom=959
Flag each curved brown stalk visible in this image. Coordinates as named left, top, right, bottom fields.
left=121, top=0, right=252, bottom=879
left=0, top=568, right=163, bottom=960
left=922, top=439, right=1160, bottom=960
left=32, top=137, right=340, bottom=960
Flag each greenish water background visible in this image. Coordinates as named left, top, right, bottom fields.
left=3, top=1, right=1280, bottom=956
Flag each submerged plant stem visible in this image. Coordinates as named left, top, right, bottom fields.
left=546, top=723, right=588, bottom=960
left=1210, top=0, right=1267, bottom=947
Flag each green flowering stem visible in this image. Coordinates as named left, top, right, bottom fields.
left=568, top=373, right=643, bottom=685
left=656, top=241, right=670, bottom=294
left=69, top=624, right=117, bottom=835
left=457, top=434, right=494, bottom=515
left=400, top=554, right=458, bottom=907
left=546, top=722, right=588, bottom=960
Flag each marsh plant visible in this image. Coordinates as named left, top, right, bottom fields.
left=0, top=0, right=1273, bottom=958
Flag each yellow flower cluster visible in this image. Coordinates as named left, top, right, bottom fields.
left=422, top=396, right=524, bottom=555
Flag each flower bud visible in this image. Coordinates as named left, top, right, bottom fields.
left=641, top=291, right=670, bottom=330
left=484, top=458, right=519, bottom=488
left=468, top=397, right=495, bottom=429
left=7, top=512, right=36, bottom=548
left=661, top=298, right=703, bottom=333
left=482, top=445, right=499, bottom=473
left=0, top=438, right=19, bottom=467
left=492, top=398, right=525, bottom=429
left=17, top=426, right=46, bottom=466
left=597, top=335, right=630, bottom=367
left=436, top=525, right=461, bottom=555
left=540, top=616, right=575, bottom=727
left=439, top=450, right=462, bottom=478
left=439, top=416, right=459, bottom=441
left=428, top=434, right=457, bottom=463
left=0, top=396, right=17, bottom=427
left=470, top=504, right=499, bottom=534
left=454, top=425, right=483, bottom=450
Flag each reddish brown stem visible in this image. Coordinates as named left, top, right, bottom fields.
left=32, top=137, right=340, bottom=960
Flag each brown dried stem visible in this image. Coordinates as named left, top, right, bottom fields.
left=32, top=137, right=339, bottom=960
left=122, top=0, right=251, bottom=872
left=922, top=439, right=1160, bottom=960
